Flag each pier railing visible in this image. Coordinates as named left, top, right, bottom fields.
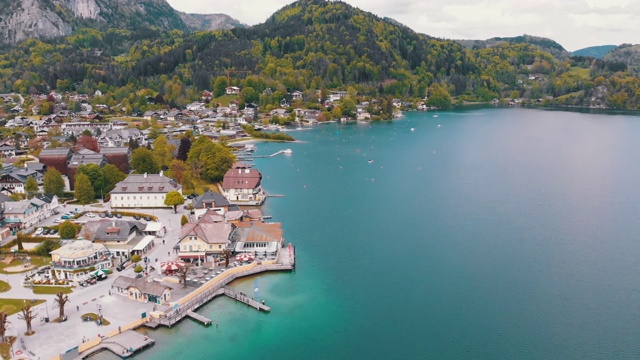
left=146, top=263, right=292, bottom=328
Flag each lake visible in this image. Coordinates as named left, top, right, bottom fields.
left=113, top=107, right=640, bottom=359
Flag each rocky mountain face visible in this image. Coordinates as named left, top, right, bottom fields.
left=179, top=12, right=246, bottom=31
left=0, top=0, right=242, bottom=44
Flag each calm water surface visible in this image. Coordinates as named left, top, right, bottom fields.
left=111, top=108, right=640, bottom=359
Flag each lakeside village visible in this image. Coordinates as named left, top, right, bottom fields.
left=0, top=86, right=310, bottom=360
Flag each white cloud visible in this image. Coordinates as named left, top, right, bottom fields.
left=165, top=0, right=639, bottom=51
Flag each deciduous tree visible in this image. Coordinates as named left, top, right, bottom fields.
left=53, top=292, right=70, bottom=320
left=100, top=164, right=126, bottom=194
left=43, top=168, right=65, bottom=197
left=18, top=304, right=37, bottom=335
left=58, top=220, right=77, bottom=239
left=164, top=191, right=184, bottom=213
left=74, top=173, right=95, bottom=205
left=131, top=147, right=159, bottom=174
left=25, top=177, right=38, bottom=199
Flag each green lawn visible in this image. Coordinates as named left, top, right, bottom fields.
left=211, top=94, right=238, bottom=106
left=32, top=286, right=74, bottom=295
left=0, top=280, right=10, bottom=293
left=0, top=298, right=45, bottom=316
left=0, top=256, right=51, bottom=274
left=81, top=312, right=111, bottom=326
left=0, top=337, right=15, bottom=360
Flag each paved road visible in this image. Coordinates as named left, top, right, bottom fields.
left=5, top=201, right=188, bottom=360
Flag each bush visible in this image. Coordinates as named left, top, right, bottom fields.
left=33, top=239, right=61, bottom=256
left=130, top=254, right=142, bottom=264
left=134, top=265, right=143, bottom=273
left=181, top=215, right=189, bottom=226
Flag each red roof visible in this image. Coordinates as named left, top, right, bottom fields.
left=222, top=168, right=262, bottom=190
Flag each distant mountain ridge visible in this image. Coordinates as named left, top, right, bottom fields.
left=456, top=34, right=571, bottom=60
left=572, top=45, right=617, bottom=59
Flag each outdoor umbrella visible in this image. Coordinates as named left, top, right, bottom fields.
left=160, top=260, right=185, bottom=274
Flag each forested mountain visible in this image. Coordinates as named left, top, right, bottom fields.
left=604, top=44, right=640, bottom=73
left=456, top=35, right=571, bottom=60
left=0, top=0, right=638, bottom=111
left=572, top=45, right=616, bottom=59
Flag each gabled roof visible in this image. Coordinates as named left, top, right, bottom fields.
left=193, top=191, right=230, bottom=209
left=90, top=220, right=146, bottom=242
left=110, top=173, right=182, bottom=194
left=112, top=275, right=173, bottom=297
left=179, top=221, right=232, bottom=245
left=222, top=168, right=262, bottom=190
left=39, top=147, right=73, bottom=157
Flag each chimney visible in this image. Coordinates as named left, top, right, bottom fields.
left=144, top=172, right=147, bottom=178
left=112, top=221, right=115, bottom=227
left=159, top=170, right=163, bottom=177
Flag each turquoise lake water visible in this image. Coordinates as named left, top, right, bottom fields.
left=115, top=108, right=640, bottom=359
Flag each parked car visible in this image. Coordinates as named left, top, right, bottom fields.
left=42, top=229, right=50, bottom=235
left=61, top=214, right=72, bottom=220
left=34, top=228, right=44, bottom=236
left=106, top=213, right=113, bottom=218
left=50, top=229, right=58, bottom=235
left=133, top=215, right=141, bottom=220
left=99, top=213, right=107, bottom=218
left=86, top=212, right=96, bottom=218
left=115, top=213, right=122, bottom=218
left=54, top=218, right=62, bottom=223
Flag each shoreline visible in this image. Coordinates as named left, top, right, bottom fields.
left=75, top=249, right=295, bottom=359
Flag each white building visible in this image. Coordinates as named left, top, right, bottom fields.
left=50, top=240, right=112, bottom=281
left=110, top=171, right=182, bottom=208
left=221, top=163, right=266, bottom=205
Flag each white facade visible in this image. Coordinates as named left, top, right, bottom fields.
left=110, top=172, right=182, bottom=208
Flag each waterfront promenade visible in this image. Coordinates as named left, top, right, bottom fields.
left=71, top=247, right=295, bottom=359
left=2, top=200, right=294, bottom=360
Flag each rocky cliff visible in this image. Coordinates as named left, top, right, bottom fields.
left=0, top=0, right=242, bottom=44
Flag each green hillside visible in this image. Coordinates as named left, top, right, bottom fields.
left=0, top=0, right=637, bottom=111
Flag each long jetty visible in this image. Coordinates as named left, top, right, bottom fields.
left=147, top=261, right=294, bottom=328
left=77, top=330, right=154, bottom=359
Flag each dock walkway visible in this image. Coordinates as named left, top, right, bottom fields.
left=77, top=330, right=154, bottom=359
left=223, top=286, right=271, bottom=311
left=187, top=311, right=212, bottom=326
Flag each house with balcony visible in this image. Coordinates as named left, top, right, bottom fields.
left=221, top=163, right=266, bottom=205
left=177, top=212, right=233, bottom=262
left=110, top=171, right=182, bottom=209
left=50, top=240, right=112, bottom=281
left=3, top=198, right=52, bottom=229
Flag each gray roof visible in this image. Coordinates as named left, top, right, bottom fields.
left=99, top=147, right=130, bottom=155
left=68, top=153, right=107, bottom=168
left=193, top=191, right=230, bottom=209
left=110, top=173, right=181, bottom=194
left=91, top=220, right=146, bottom=242
left=39, top=148, right=73, bottom=157
left=111, top=275, right=172, bottom=296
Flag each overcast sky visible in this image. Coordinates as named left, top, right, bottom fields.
left=166, top=0, right=639, bottom=51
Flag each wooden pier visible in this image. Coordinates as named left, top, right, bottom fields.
left=77, top=330, right=154, bottom=359
left=223, top=286, right=271, bottom=312
left=187, top=310, right=212, bottom=326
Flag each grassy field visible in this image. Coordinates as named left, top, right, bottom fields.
left=211, top=94, right=238, bottom=106
left=0, top=281, right=10, bottom=293
left=32, top=286, right=74, bottom=295
left=0, top=256, right=51, bottom=274
left=81, top=312, right=111, bottom=326
left=0, top=298, right=45, bottom=316
left=0, top=337, right=15, bottom=360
